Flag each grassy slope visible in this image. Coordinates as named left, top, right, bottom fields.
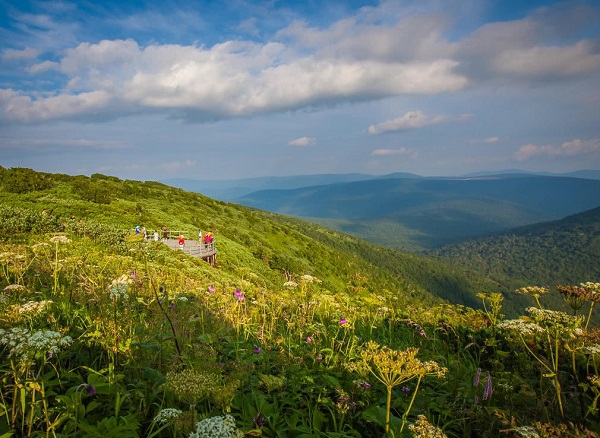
left=0, top=168, right=486, bottom=310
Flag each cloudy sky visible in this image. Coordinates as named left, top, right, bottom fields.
left=1, top=0, right=599, bottom=181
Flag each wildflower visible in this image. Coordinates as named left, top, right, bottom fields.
left=339, top=317, right=348, bottom=325
left=359, top=381, right=372, bottom=390
left=401, top=386, right=411, bottom=393
left=233, top=288, right=245, bottom=302
left=189, top=414, right=243, bottom=438
left=253, top=346, right=261, bottom=354
left=130, top=269, right=138, bottom=279
left=18, top=300, right=53, bottom=316
left=169, top=302, right=175, bottom=310
left=108, top=274, right=132, bottom=301
left=49, top=235, right=71, bottom=244
left=154, top=408, right=183, bottom=425
left=498, top=319, right=544, bottom=336
left=208, top=284, right=215, bottom=293
left=409, top=415, right=448, bottom=438
left=283, top=281, right=298, bottom=289
left=473, top=368, right=481, bottom=387
left=252, top=413, right=265, bottom=427
left=483, top=372, right=493, bottom=400
left=3, top=284, right=25, bottom=293
left=0, top=327, right=72, bottom=363
left=306, top=336, right=312, bottom=343
left=514, top=286, right=549, bottom=298
left=316, top=353, right=323, bottom=361
left=86, top=385, right=96, bottom=395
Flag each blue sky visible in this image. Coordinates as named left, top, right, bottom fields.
left=1, top=0, right=599, bottom=181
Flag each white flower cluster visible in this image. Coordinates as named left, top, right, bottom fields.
left=189, top=414, right=244, bottom=438
left=3, top=284, right=26, bottom=293
left=526, top=307, right=583, bottom=330
left=0, top=327, right=73, bottom=363
left=283, top=281, right=298, bottom=289
left=497, top=319, right=544, bottom=336
left=300, top=275, right=322, bottom=284
left=108, top=274, right=132, bottom=301
left=49, top=235, right=72, bottom=244
left=18, top=300, right=53, bottom=316
left=153, top=408, right=183, bottom=425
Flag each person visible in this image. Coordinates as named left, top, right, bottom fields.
left=135, top=225, right=141, bottom=234
left=204, top=231, right=214, bottom=244
left=198, top=230, right=203, bottom=242
left=162, top=226, right=168, bottom=240
left=141, top=226, right=147, bottom=240
left=153, top=230, right=159, bottom=241
left=178, top=234, right=185, bottom=249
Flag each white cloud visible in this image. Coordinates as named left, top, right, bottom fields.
left=372, top=147, right=417, bottom=158
left=514, top=138, right=600, bottom=161
left=288, top=136, right=316, bottom=147
left=368, top=111, right=471, bottom=134
left=493, top=40, right=600, bottom=79
left=2, top=47, right=41, bottom=61
left=470, top=136, right=499, bottom=144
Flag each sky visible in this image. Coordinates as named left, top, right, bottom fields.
left=1, top=0, right=599, bottom=181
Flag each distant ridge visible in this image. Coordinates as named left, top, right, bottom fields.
left=235, top=174, right=600, bottom=251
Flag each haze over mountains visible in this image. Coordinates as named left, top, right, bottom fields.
left=165, top=171, right=600, bottom=252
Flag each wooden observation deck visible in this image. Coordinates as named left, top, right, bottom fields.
left=140, top=229, right=217, bottom=266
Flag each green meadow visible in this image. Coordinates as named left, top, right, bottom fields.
left=1, top=167, right=600, bottom=437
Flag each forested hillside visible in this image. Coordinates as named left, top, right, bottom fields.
left=434, top=206, right=600, bottom=299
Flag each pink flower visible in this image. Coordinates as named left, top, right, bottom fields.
left=208, top=285, right=215, bottom=293
left=306, top=336, right=312, bottom=343
left=339, top=318, right=348, bottom=325
left=234, top=288, right=245, bottom=302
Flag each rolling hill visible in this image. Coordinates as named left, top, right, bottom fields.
left=235, top=174, right=600, bottom=251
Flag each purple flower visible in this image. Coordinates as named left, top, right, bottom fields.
left=208, top=284, right=215, bottom=293
left=359, top=382, right=372, bottom=390
left=253, top=346, right=261, bottom=354
left=401, top=386, right=411, bottom=393
left=253, top=413, right=265, bottom=427
left=169, top=302, right=175, bottom=310
left=483, top=372, right=493, bottom=400
left=473, top=368, right=481, bottom=387
left=234, top=288, right=245, bottom=302
left=130, top=270, right=138, bottom=279
left=339, top=317, right=348, bottom=325
left=86, top=385, right=96, bottom=395
left=306, top=336, right=312, bottom=343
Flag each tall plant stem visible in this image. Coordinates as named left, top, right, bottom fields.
left=145, top=264, right=183, bottom=362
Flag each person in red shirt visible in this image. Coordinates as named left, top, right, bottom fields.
left=178, top=235, right=185, bottom=249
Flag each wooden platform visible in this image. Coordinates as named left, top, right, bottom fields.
left=162, top=238, right=217, bottom=266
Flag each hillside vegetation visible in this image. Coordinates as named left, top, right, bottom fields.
left=434, top=206, right=600, bottom=314
left=1, top=167, right=600, bottom=437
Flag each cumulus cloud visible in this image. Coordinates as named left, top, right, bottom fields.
left=514, top=138, right=600, bottom=161
left=368, top=111, right=471, bottom=134
left=288, top=136, right=316, bottom=147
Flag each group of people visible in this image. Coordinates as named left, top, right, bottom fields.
left=135, top=226, right=214, bottom=249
